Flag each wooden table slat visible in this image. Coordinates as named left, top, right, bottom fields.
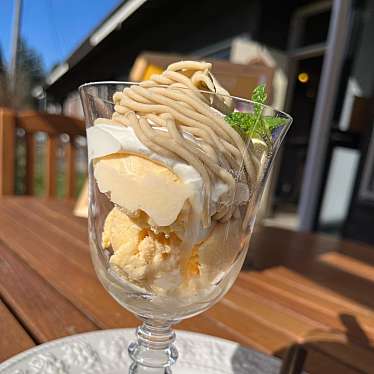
left=178, top=314, right=253, bottom=346
left=319, top=251, right=374, bottom=282
left=0, top=299, right=35, bottom=362
left=20, top=198, right=88, bottom=239
left=263, top=267, right=374, bottom=317
left=3, top=200, right=88, bottom=258
left=206, top=302, right=294, bottom=354
left=304, top=331, right=374, bottom=374
left=305, top=348, right=362, bottom=374
left=32, top=197, right=87, bottom=225
left=0, top=241, right=98, bottom=343
left=236, top=273, right=374, bottom=342
left=0, top=202, right=138, bottom=329
left=1, top=197, right=374, bottom=374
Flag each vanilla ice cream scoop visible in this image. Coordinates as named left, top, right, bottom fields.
left=103, top=207, right=183, bottom=294
left=102, top=206, right=243, bottom=295
left=94, top=154, right=191, bottom=227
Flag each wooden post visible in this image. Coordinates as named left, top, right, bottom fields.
left=0, top=108, right=16, bottom=195
left=45, top=136, right=57, bottom=197
left=65, top=137, right=76, bottom=198
left=25, top=132, right=35, bottom=195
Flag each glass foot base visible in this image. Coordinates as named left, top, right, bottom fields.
left=128, top=365, right=205, bottom=374
left=128, top=320, right=178, bottom=374
left=129, top=363, right=172, bottom=373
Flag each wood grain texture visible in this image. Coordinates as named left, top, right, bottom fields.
left=0, top=299, right=34, bottom=362
left=19, top=198, right=88, bottom=241
left=0, top=198, right=139, bottom=329
left=0, top=240, right=98, bottom=342
left=16, top=112, right=85, bottom=136
left=1, top=197, right=374, bottom=374
left=319, top=251, right=374, bottom=282
left=0, top=108, right=16, bottom=195
left=235, top=274, right=374, bottom=344
left=304, top=348, right=362, bottom=374
left=303, top=331, right=374, bottom=373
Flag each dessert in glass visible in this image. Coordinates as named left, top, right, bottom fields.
left=79, top=61, right=292, bottom=373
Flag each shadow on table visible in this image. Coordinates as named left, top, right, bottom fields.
left=236, top=227, right=374, bottom=372
left=268, top=314, right=373, bottom=374
left=242, top=226, right=374, bottom=311
left=340, top=313, right=371, bottom=347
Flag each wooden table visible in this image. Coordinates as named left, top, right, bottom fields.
left=0, top=197, right=373, bottom=373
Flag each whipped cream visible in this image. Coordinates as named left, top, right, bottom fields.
left=87, top=123, right=228, bottom=213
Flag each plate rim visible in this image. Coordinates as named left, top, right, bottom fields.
left=0, top=328, right=270, bottom=371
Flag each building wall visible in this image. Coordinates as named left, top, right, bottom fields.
left=342, top=0, right=374, bottom=244
left=319, top=0, right=374, bottom=232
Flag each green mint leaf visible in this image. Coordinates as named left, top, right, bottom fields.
left=225, top=112, right=253, bottom=132
left=225, top=112, right=263, bottom=139
left=262, top=116, right=287, bottom=131
left=251, top=83, right=267, bottom=104
left=225, top=83, right=284, bottom=145
left=251, top=83, right=267, bottom=118
left=250, top=83, right=268, bottom=141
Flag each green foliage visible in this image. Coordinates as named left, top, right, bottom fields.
left=225, top=84, right=286, bottom=143
left=252, top=83, right=267, bottom=117
left=0, top=38, right=45, bottom=109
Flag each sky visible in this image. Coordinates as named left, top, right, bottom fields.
left=0, top=0, right=122, bottom=73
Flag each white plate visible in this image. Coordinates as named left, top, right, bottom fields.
left=0, top=329, right=281, bottom=374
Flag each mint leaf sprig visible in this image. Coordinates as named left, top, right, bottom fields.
left=225, top=84, right=286, bottom=144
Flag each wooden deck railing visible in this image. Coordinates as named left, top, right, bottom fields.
left=0, top=108, right=86, bottom=198
left=0, top=108, right=16, bottom=195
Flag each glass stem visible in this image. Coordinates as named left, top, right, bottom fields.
left=128, top=318, right=178, bottom=374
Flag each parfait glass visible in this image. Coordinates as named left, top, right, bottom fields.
left=79, top=82, right=292, bottom=374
